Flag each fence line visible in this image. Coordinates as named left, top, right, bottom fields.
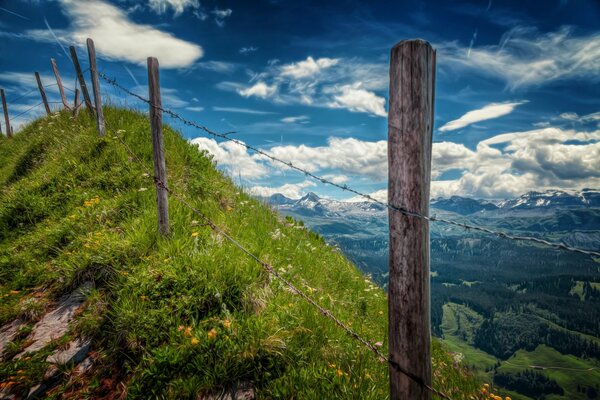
left=103, top=117, right=453, bottom=400
left=98, top=72, right=600, bottom=259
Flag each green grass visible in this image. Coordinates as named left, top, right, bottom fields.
left=499, top=345, right=600, bottom=400
left=440, top=303, right=498, bottom=383
left=0, top=108, right=482, bottom=399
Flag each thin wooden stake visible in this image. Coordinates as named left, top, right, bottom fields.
left=73, top=88, right=80, bottom=117
left=69, top=45, right=94, bottom=117
left=35, top=72, right=51, bottom=115
left=0, top=89, right=11, bottom=138
left=387, top=39, right=435, bottom=400
left=50, top=58, right=70, bottom=110
left=147, top=56, right=170, bottom=236
left=86, top=39, right=106, bottom=137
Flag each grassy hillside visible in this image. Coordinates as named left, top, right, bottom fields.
left=0, top=108, right=483, bottom=399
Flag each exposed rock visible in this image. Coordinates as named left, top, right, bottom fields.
left=14, top=283, right=92, bottom=359
left=74, top=356, right=94, bottom=375
left=47, top=337, right=91, bottom=365
left=201, top=382, right=255, bottom=400
left=0, top=319, right=25, bottom=360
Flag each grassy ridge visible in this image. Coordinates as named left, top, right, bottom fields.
left=0, top=108, right=480, bottom=399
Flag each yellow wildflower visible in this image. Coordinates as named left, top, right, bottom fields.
left=222, top=319, right=232, bottom=329
left=336, top=369, right=344, bottom=377
left=191, top=232, right=199, bottom=237
left=184, top=327, right=192, bottom=337
left=207, top=328, right=217, bottom=340
left=191, top=337, right=199, bottom=345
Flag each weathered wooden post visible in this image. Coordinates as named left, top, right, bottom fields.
left=147, top=57, right=170, bottom=236
left=69, top=45, right=94, bottom=117
left=50, top=58, right=70, bottom=110
left=387, top=39, right=435, bottom=400
left=73, top=88, right=80, bottom=117
left=0, top=89, right=12, bottom=138
left=35, top=72, right=52, bottom=115
left=86, top=39, right=106, bottom=137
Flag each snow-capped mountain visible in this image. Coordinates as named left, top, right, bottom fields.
left=496, top=189, right=600, bottom=210
left=266, top=189, right=600, bottom=217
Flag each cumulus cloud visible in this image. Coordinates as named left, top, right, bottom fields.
left=238, top=82, right=278, bottom=99
left=440, top=26, right=600, bottom=89
left=148, top=0, right=199, bottom=15
left=248, top=181, right=316, bottom=199
left=25, top=0, right=203, bottom=69
left=226, top=55, right=387, bottom=117
left=327, top=84, right=386, bottom=117
left=191, top=122, right=599, bottom=199
left=280, top=57, right=339, bottom=79
left=439, top=101, right=526, bottom=132
left=190, top=137, right=269, bottom=178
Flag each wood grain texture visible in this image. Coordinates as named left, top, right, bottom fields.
left=69, top=46, right=94, bottom=117
left=51, top=58, right=70, bottom=110
left=0, top=89, right=11, bottom=138
left=35, top=72, right=52, bottom=115
left=147, top=57, right=170, bottom=236
left=73, top=88, right=80, bottom=117
left=86, top=39, right=106, bottom=136
left=387, top=39, right=435, bottom=400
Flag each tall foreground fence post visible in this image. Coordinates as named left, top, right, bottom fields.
left=147, top=57, right=170, bottom=236
left=35, top=72, right=51, bottom=115
left=387, top=39, right=435, bottom=400
left=69, top=45, right=94, bottom=117
left=0, top=89, right=11, bottom=138
left=86, top=39, right=106, bottom=137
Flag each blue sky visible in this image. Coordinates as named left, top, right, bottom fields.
left=0, top=0, right=599, bottom=200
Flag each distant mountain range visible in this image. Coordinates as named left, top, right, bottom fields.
left=265, top=188, right=600, bottom=217
left=261, top=188, right=600, bottom=284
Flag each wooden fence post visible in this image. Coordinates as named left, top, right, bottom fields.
left=387, top=39, right=435, bottom=400
left=147, top=57, right=170, bottom=236
left=50, top=58, right=70, bottom=110
left=73, top=88, right=80, bottom=117
left=69, top=46, right=94, bottom=117
left=35, top=72, right=52, bottom=115
left=86, top=39, right=106, bottom=137
left=0, top=89, right=12, bottom=138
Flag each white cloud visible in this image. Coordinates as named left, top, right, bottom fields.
left=439, top=101, right=526, bottom=131
left=189, top=137, right=269, bottom=178
left=26, top=0, right=203, bottom=69
left=560, top=111, right=600, bottom=123
left=238, top=82, right=277, bottom=99
left=248, top=181, right=316, bottom=199
left=240, top=46, right=258, bottom=54
left=328, top=84, right=386, bottom=117
left=225, top=55, right=387, bottom=117
left=192, top=61, right=236, bottom=74
left=212, top=8, right=232, bottom=27
left=280, top=57, right=340, bottom=79
left=148, top=0, right=199, bottom=16
left=185, top=106, right=204, bottom=112
left=441, top=26, right=600, bottom=89
left=281, top=115, right=309, bottom=124
left=348, top=189, right=387, bottom=203
left=213, top=106, right=275, bottom=115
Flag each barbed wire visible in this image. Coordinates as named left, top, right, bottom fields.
left=102, top=118, right=452, bottom=400
left=9, top=102, right=44, bottom=121
left=98, top=72, right=600, bottom=258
